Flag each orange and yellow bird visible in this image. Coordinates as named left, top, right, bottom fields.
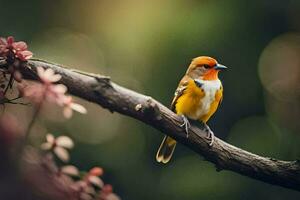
left=156, top=56, right=227, bottom=164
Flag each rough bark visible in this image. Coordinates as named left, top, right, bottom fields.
left=18, top=58, right=300, bottom=192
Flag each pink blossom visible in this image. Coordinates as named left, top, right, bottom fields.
left=18, top=81, right=67, bottom=105
left=84, top=167, right=104, bottom=188
left=18, top=82, right=45, bottom=104
left=89, top=167, right=104, bottom=177
left=41, top=133, right=74, bottom=162
left=37, top=67, right=62, bottom=84
left=62, top=96, right=87, bottom=119
left=19, top=66, right=87, bottom=118
left=0, top=36, right=33, bottom=61
left=61, top=165, right=80, bottom=177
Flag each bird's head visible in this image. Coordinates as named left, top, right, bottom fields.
left=186, top=56, right=227, bottom=80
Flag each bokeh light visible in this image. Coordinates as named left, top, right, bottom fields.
left=259, top=33, right=300, bottom=133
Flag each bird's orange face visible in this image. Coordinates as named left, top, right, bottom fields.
left=187, top=56, right=227, bottom=80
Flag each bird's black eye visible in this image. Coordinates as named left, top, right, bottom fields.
left=203, top=64, right=210, bottom=69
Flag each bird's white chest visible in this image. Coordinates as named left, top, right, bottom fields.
left=195, top=79, right=221, bottom=118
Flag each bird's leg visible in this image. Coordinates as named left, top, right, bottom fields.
left=180, top=115, right=191, bottom=138
left=204, top=123, right=214, bottom=146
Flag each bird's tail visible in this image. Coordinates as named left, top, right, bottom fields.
left=156, top=135, right=177, bottom=164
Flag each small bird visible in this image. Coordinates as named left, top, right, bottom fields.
left=156, top=56, right=227, bottom=164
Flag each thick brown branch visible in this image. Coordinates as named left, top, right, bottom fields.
left=19, top=58, right=300, bottom=191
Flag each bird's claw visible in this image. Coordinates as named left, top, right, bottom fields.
left=180, top=115, right=190, bottom=138
left=204, top=124, right=214, bottom=146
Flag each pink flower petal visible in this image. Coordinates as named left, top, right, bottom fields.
left=44, top=68, right=55, bottom=79
left=17, top=50, right=33, bottom=60
left=56, top=136, right=74, bottom=149
left=46, top=134, right=55, bottom=143
left=70, top=103, right=87, bottom=114
left=54, top=146, right=70, bottom=162
left=88, top=176, right=104, bottom=188
left=7, top=36, right=14, bottom=45
left=12, top=41, right=27, bottom=51
left=18, top=82, right=45, bottom=104
left=51, top=84, right=67, bottom=94
left=37, top=67, right=45, bottom=78
left=40, top=142, right=52, bottom=150
left=89, top=167, right=103, bottom=176
left=61, top=165, right=79, bottom=176
left=48, top=74, right=61, bottom=83
left=63, top=107, right=73, bottom=119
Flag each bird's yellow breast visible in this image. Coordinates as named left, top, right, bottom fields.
left=175, top=79, right=223, bottom=123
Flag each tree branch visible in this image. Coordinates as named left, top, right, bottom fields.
left=19, top=58, right=300, bottom=191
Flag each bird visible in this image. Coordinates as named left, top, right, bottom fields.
left=156, top=56, right=227, bottom=164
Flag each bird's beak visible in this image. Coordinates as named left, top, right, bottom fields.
left=214, top=63, right=227, bottom=70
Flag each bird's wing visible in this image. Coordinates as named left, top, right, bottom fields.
left=170, top=75, right=191, bottom=112
left=216, top=86, right=223, bottom=110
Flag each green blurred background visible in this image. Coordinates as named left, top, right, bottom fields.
left=1, top=0, right=300, bottom=199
